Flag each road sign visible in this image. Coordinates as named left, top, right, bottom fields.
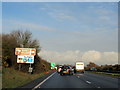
left=51, top=63, right=56, bottom=69
left=15, top=48, right=36, bottom=55
left=17, top=55, right=34, bottom=63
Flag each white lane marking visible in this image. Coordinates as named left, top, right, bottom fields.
left=86, top=81, right=91, bottom=84
left=77, top=76, right=80, bottom=78
left=32, top=72, right=56, bottom=90
left=97, top=86, right=101, bottom=88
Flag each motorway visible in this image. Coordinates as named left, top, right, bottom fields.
left=33, top=71, right=119, bottom=89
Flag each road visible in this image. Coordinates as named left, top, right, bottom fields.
left=33, top=71, right=119, bottom=89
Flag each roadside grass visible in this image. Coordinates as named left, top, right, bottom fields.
left=2, top=67, right=52, bottom=88
left=0, top=66, right=2, bottom=89
left=86, top=71, right=120, bottom=78
left=0, top=73, right=2, bottom=89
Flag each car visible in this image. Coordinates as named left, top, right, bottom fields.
left=60, top=66, right=74, bottom=76
left=57, top=66, right=62, bottom=73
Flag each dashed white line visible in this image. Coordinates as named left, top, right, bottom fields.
left=32, top=72, right=56, bottom=90
left=86, top=81, right=91, bottom=84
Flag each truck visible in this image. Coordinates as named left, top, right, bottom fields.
left=74, top=61, right=84, bottom=73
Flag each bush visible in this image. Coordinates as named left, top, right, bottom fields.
left=2, top=30, right=50, bottom=74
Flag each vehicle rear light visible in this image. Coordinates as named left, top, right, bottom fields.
left=68, top=69, right=70, bottom=71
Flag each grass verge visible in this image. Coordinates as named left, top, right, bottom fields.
left=0, top=74, right=2, bottom=89
left=86, top=71, right=120, bottom=78
left=2, top=67, right=53, bottom=88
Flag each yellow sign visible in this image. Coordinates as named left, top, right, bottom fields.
left=15, top=48, right=36, bottom=55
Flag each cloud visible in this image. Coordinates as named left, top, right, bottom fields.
left=100, top=52, right=118, bottom=65
left=40, top=4, right=77, bottom=21
left=81, top=50, right=101, bottom=62
left=3, top=18, right=117, bottom=53
left=77, top=3, right=117, bottom=28
left=3, top=19, right=60, bottom=33
left=47, top=9, right=76, bottom=21
left=39, top=50, right=83, bottom=65
left=40, top=7, right=47, bottom=10
left=39, top=50, right=118, bottom=66
left=49, top=13, right=76, bottom=21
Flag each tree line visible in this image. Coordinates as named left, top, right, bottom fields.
left=85, top=62, right=120, bottom=73
left=2, top=30, right=51, bottom=74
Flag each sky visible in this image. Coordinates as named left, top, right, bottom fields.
left=1, top=0, right=120, bottom=2
left=2, top=1, right=118, bottom=65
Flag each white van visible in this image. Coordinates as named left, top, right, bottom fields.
left=75, top=62, right=84, bottom=73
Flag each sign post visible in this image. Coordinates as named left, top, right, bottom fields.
left=19, top=63, right=21, bottom=71
left=15, top=48, right=36, bottom=73
left=28, top=64, right=33, bottom=74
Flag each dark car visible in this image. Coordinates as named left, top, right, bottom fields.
left=60, top=66, right=74, bottom=75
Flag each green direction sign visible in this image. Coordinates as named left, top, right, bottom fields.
left=51, top=63, right=55, bottom=69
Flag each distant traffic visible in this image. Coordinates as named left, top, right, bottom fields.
left=57, top=61, right=84, bottom=76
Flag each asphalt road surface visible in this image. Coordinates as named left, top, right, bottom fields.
left=33, top=71, right=119, bottom=89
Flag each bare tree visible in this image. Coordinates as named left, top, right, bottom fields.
left=11, top=30, right=40, bottom=49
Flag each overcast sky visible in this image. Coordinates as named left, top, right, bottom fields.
left=2, top=1, right=118, bottom=65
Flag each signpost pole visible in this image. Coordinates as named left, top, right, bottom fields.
left=30, top=63, right=31, bottom=68
left=19, top=64, right=21, bottom=71
left=30, top=63, right=31, bottom=74
left=29, top=63, right=33, bottom=74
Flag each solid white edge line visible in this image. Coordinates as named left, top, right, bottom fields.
left=97, top=86, right=101, bottom=88
left=32, top=71, right=56, bottom=90
left=86, top=81, right=91, bottom=84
